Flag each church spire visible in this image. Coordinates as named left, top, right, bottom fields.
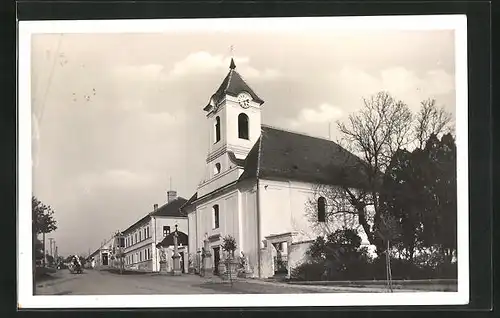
left=229, top=58, right=236, bottom=70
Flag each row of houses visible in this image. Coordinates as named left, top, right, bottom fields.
left=88, top=190, right=189, bottom=274
left=89, top=58, right=373, bottom=279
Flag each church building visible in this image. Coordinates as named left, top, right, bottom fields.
left=181, top=59, right=366, bottom=279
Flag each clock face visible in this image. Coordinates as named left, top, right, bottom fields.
left=237, top=92, right=251, bottom=109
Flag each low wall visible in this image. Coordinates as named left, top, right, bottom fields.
left=288, top=241, right=313, bottom=270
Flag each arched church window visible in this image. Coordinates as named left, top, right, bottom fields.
left=318, top=197, right=326, bottom=222
left=238, top=113, right=249, bottom=140
left=215, top=116, right=221, bottom=143
left=214, top=163, right=221, bottom=175
left=213, top=205, right=220, bottom=229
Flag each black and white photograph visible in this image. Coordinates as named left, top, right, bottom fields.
left=18, top=15, right=469, bottom=308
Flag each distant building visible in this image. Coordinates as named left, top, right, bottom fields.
left=88, top=235, right=115, bottom=270
left=121, top=191, right=188, bottom=272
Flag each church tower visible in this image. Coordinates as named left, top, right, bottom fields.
left=202, top=58, right=264, bottom=181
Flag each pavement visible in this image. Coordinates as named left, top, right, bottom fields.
left=34, top=269, right=419, bottom=295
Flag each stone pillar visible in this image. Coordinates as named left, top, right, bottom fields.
left=202, top=239, right=213, bottom=277
left=159, top=248, right=167, bottom=274
left=171, top=226, right=181, bottom=276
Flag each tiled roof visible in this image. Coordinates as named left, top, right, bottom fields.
left=238, top=125, right=370, bottom=188
left=156, top=231, right=188, bottom=247
left=204, top=59, right=264, bottom=111
left=151, top=197, right=188, bottom=217
left=122, top=197, right=187, bottom=233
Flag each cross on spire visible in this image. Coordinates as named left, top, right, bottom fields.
left=229, top=45, right=236, bottom=70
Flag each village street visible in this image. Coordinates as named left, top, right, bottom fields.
left=34, top=269, right=352, bottom=295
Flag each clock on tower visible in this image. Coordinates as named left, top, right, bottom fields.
left=237, top=92, right=251, bottom=109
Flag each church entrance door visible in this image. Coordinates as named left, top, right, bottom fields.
left=213, top=247, right=220, bottom=275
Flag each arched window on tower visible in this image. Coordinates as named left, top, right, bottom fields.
left=238, top=113, right=249, bottom=140
left=215, top=116, right=221, bottom=143
left=317, top=197, right=326, bottom=222
left=214, top=163, right=221, bottom=175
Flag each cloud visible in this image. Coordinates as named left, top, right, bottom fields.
left=163, top=51, right=283, bottom=80
left=333, top=66, right=455, bottom=111
left=289, top=103, right=344, bottom=128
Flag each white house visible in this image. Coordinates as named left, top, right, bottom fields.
left=122, top=190, right=189, bottom=273
left=182, top=59, right=368, bottom=279
left=88, top=235, right=115, bottom=270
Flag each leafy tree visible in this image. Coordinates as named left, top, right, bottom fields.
left=32, top=196, right=57, bottom=234
left=221, top=235, right=237, bottom=258
left=32, top=196, right=57, bottom=269
left=418, top=133, right=457, bottom=264
left=380, top=133, right=457, bottom=266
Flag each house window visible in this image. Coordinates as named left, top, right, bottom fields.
left=147, top=227, right=150, bottom=238
left=163, top=226, right=171, bottom=236
left=213, top=204, right=220, bottom=229
left=214, top=163, right=221, bottom=175
left=144, top=228, right=147, bottom=239
left=318, top=196, right=326, bottom=222
left=215, top=116, right=221, bottom=143
left=139, top=231, right=142, bottom=241
left=238, top=113, right=249, bottom=140
left=134, top=233, right=137, bottom=244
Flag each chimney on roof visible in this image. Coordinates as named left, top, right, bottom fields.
left=167, top=190, right=177, bottom=203
left=153, top=204, right=158, bottom=211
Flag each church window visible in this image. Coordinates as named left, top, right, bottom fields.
left=238, top=113, right=249, bottom=140
left=215, top=116, right=221, bottom=143
left=318, top=197, right=326, bottom=222
left=163, top=226, right=171, bottom=236
left=214, top=163, right=221, bottom=175
left=213, top=205, right=220, bottom=229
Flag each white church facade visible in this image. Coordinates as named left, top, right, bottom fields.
left=182, top=59, right=368, bottom=279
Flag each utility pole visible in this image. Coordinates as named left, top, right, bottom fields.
left=42, top=232, right=46, bottom=267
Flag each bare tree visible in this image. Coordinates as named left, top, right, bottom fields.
left=414, top=98, right=454, bottom=149
left=305, top=184, right=361, bottom=237
left=335, top=91, right=413, bottom=249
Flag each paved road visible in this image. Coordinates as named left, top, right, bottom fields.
left=35, top=269, right=344, bottom=295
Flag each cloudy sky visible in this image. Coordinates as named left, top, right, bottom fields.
left=30, top=22, right=456, bottom=256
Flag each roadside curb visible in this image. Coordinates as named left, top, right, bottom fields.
left=237, top=279, right=420, bottom=293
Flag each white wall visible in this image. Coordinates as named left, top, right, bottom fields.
left=259, top=179, right=369, bottom=244
left=191, top=189, right=240, bottom=252
left=239, top=182, right=259, bottom=275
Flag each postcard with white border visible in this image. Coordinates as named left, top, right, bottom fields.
left=18, top=15, right=469, bottom=309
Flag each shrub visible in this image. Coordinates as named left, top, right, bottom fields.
left=221, top=235, right=237, bottom=258
left=290, top=260, right=326, bottom=281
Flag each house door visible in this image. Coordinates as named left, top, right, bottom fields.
left=102, top=253, right=109, bottom=266
left=213, top=247, right=220, bottom=275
